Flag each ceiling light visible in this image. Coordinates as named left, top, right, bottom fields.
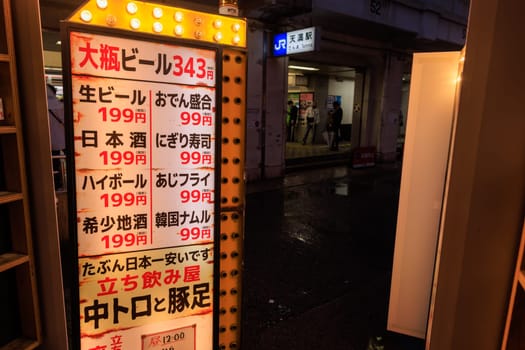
left=288, top=65, right=319, bottom=71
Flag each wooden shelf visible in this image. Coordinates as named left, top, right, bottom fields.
left=0, top=252, right=28, bottom=273
left=0, top=337, right=39, bottom=350
left=0, top=0, right=42, bottom=346
left=0, top=191, right=23, bottom=204
left=0, top=126, right=16, bottom=134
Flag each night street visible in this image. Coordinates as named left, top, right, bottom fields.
left=0, top=1, right=518, bottom=348
left=241, top=163, right=425, bottom=350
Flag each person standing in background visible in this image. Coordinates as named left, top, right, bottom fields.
left=302, top=101, right=319, bottom=145
left=329, top=100, right=343, bottom=151
left=287, top=100, right=298, bottom=142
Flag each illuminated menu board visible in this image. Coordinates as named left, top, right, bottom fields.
left=69, top=31, right=217, bottom=350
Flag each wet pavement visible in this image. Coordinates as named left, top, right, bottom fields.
left=241, top=162, right=426, bottom=350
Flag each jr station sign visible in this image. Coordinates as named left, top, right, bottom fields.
left=61, top=1, right=246, bottom=349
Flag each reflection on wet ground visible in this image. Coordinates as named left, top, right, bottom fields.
left=333, top=182, right=349, bottom=196
left=241, top=163, right=425, bottom=350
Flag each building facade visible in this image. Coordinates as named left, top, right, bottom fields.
left=241, top=0, right=468, bottom=180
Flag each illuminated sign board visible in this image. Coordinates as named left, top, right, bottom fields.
left=64, top=1, right=249, bottom=349
left=272, top=26, right=318, bottom=56
left=67, top=29, right=218, bottom=350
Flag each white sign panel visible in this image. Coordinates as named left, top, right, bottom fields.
left=273, top=26, right=316, bottom=56
left=387, top=51, right=461, bottom=339
left=69, top=31, right=217, bottom=350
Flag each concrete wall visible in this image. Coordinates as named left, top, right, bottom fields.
left=312, top=0, right=468, bottom=45
left=263, top=48, right=288, bottom=179
left=245, top=26, right=264, bottom=181
left=378, top=53, right=405, bottom=161
left=245, top=24, right=293, bottom=181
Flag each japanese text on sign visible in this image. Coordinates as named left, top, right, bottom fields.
left=272, top=26, right=316, bottom=56
left=69, top=31, right=217, bottom=350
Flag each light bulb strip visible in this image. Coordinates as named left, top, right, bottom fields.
left=70, top=0, right=246, bottom=48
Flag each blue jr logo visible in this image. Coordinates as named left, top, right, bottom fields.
left=272, top=33, right=287, bottom=56
left=275, top=39, right=286, bottom=50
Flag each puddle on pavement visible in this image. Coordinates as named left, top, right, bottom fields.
left=289, top=231, right=310, bottom=244
left=284, top=222, right=321, bottom=246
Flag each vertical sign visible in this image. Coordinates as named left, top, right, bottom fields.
left=69, top=31, right=217, bottom=350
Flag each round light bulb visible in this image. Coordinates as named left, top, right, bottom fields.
left=152, top=7, right=163, bottom=19
left=232, top=23, right=241, bottom=33
left=130, top=18, right=141, bottom=30
left=80, top=10, right=93, bottom=22
left=174, top=25, right=184, bottom=36
left=214, top=32, right=223, bottom=42
left=213, top=19, right=222, bottom=29
left=96, top=0, right=108, bottom=9
left=153, top=22, right=163, bottom=33
left=126, top=2, right=138, bottom=15
left=174, top=11, right=183, bottom=22
left=232, top=35, right=241, bottom=45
